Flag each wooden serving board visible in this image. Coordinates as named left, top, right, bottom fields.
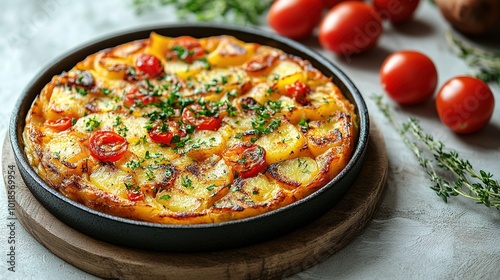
left=2, top=123, right=387, bottom=280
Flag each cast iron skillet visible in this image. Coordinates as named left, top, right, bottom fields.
left=10, top=23, right=369, bottom=252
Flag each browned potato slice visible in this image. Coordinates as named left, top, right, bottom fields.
left=156, top=157, right=233, bottom=212
left=45, top=86, right=91, bottom=120
left=207, top=36, right=256, bottom=67
left=267, top=157, right=319, bottom=190
left=255, top=119, right=306, bottom=164
left=306, top=112, right=355, bottom=157
left=90, top=164, right=134, bottom=200
left=43, top=133, right=93, bottom=181
left=271, top=60, right=307, bottom=95
left=212, top=174, right=290, bottom=221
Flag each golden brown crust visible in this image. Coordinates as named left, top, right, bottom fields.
left=23, top=33, right=358, bottom=224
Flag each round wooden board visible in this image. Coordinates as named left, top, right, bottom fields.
left=2, top=122, right=387, bottom=280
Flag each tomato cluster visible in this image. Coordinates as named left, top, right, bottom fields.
left=268, top=0, right=420, bottom=56
left=380, top=50, right=495, bottom=134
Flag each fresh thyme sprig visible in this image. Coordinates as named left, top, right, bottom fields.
left=132, top=0, right=273, bottom=25
left=373, top=95, right=500, bottom=209
left=445, top=30, right=500, bottom=85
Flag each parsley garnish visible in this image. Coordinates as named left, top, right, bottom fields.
left=100, top=87, right=112, bottom=95
left=181, top=175, right=193, bottom=188
left=85, top=117, right=101, bottom=131
left=75, top=87, right=88, bottom=96
left=207, top=184, right=217, bottom=191
left=298, top=118, right=310, bottom=130
left=113, top=116, right=122, bottom=126
left=159, top=194, right=171, bottom=200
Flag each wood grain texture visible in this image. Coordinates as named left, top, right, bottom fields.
left=2, top=122, right=387, bottom=280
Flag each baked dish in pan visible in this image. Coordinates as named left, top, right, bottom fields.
left=22, top=32, right=358, bottom=225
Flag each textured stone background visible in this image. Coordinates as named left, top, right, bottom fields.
left=1, top=1, right=500, bottom=279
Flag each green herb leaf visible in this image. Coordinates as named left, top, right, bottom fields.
left=373, top=94, right=500, bottom=210
left=132, top=0, right=273, bottom=25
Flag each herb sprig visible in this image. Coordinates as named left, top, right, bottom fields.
left=132, top=0, right=273, bottom=25
left=446, top=31, right=500, bottom=85
left=373, top=95, right=500, bottom=209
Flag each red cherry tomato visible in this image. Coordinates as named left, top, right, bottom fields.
left=319, top=1, right=383, bottom=56
left=166, top=36, right=205, bottom=63
left=436, top=76, right=495, bottom=134
left=135, top=53, right=163, bottom=78
left=126, top=189, right=144, bottom=202
left=373, top=0, right=420, bottom=24
left=148, top=121, right=186, bottom=144
left=267, top=0, right=324, bottom=40
left=181, top=104, right=222, bottom=131
left=124, top=87, right=154, bottom=107
left=89, top=131, right=128, bottom=162
left=44, top=117, right=73, bottom=131
left=380, top=50, right=438, bottom=105
left=222, top=143, right=267, bottom=179
left=285, top=80, right=310, bottom=104
left=322, top=0, right=362, bottom=9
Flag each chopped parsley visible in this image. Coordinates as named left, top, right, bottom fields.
left=100, top=87, right=112, bottom=95
left=181, top=175, right=193, bottom=188
left=298, top=118, right=310, bottom=130
left=159, top=194, right=171, bottom=200
left=113, top=116, right=122, bottom=126
left=252, top=117, right=281, bottom=135
left=75, top=87, right=88, bottom=96
left=85, top=117, right=101, bottom=131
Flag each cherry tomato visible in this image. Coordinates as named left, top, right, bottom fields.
left=436, top=76, right=495, bottom=134
left=322, top=0, right=362, bottom=9
left=126, top=189, right=144, bottom=202
left=267, top=0, right=324, bottom=40
left=222, top=143, right=267, bottom=179
left=148, top=121, right=186, bottom=144
left=89, top=131, right=128, bottom=162
left=285, top=80, right=310, bottom=105
left=319, top=1, right=383, bottom=56
left=166, top=36, right=205, bottom=63
left=44, top=117, right=73, bottom=131
left=181, top=104, right=222, bottom=131
left=124, top=87, right=154, bottom=107
left=380, top=50, right=438, bottom=105
left=373, top=0, right=420, bottom=24
left=135, top=53, right=163, bottom=78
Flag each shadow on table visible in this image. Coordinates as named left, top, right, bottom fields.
left=392, top=18, right=436, bottom=37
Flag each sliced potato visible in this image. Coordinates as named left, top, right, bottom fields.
left=183, top=130, right=226, bottom=161
left=207, top=36, right=256, bottom=67
left=146, top=32, right=173, bottom=60
left=306, top=113, right=355, bottom=157
left=43, top=133, right=93, bottom=179
left=213, top=174, right=286, bottom=211
left=267, top=157, right=319, bottom=190
left=164, top=60, right=206, bottom=80
left=271, top=60, right=307, bottom=94
left=90, top=164, right=133, bottom=199
left=255, top=119, right=306, bottom=164
left=45, top=86, right=91, bottom=120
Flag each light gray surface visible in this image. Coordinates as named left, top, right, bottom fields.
left=1, top=1, right=499, bottom=279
